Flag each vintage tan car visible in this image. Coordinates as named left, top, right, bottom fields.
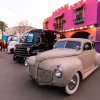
left=25, top=38, right=100, bottom=95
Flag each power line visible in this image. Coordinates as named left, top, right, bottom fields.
left=0, top=5, right=43, bottom=21
left=0, top=16, right=42, bottom=21
left=0, top=16, right=20, bottom=20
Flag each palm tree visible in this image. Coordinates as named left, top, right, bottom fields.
left=0, top=21, right=8, bottom=36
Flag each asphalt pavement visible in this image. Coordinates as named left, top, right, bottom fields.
left=0, top=51, right=100, bottom=100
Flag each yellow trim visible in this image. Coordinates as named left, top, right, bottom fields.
left=75, top=10, right=76, bottom=19
left=83, top=5, right=84, bottom=19
left=55, top=39, right=60, bottom=40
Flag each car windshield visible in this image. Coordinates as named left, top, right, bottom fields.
left=65, top=41, right=81, bottom=49
left=8, top=36, right=13, bottom=42
left=21, top=31, right=40, bottom=43
left=55, top=40, right=81, bottom=49
left=13, top=36, right=18, bottom=41
left=55, top=41, right=66, bottom=48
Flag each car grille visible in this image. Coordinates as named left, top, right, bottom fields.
left=38, top=67, right=53, bottom=83
left=15, top=46, right=30, bottom=57
left=29, top=64, right=35, bottom=78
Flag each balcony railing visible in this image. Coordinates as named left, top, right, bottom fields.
left=73, top=18, right=84, bottom=24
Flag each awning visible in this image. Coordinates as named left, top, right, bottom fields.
left=73, top=4, right=85, bottom=11
left=53, top=13, right=64, bottom=19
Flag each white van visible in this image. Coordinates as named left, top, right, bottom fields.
left=7, top=36, right=19, bottom=53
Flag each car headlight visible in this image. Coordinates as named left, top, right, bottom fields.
left=55, top=70, right=62, bottom=78
left=54, top=64, right=62, bottom=78
left=27, top=47, right=30, bottom=51
left=25, top=59, right=29, bottom=67
left=14, top=47, right=16, bottom=50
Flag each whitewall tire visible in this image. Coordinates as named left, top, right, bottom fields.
left=65, top=73, right=80, bottom=95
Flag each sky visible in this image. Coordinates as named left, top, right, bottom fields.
left=0, top=0, right=81, bottom=28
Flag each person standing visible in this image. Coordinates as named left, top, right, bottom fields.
left=0, top=40, right=1, bottom=50
left=1, top=40, right=5, bottom=51
left=5, top=39, right=8, bottom=51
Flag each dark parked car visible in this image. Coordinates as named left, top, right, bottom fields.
left=13, top=29, right=65, bottom=62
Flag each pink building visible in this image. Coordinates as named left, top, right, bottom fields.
left=43, top=0, right=100, bottom=52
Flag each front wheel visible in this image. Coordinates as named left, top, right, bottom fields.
left=65, top=73, right=80, bottom=95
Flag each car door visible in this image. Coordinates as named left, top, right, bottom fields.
left=81, top=42, right=96, bottom=73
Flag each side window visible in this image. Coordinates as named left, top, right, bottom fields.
left=83, top=43, right=92, bottom=51
left=28, top=34, right=33, bottom=42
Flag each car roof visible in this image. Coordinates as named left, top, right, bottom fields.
left=58, top=38, right=92, bottom=43
left=26, top=29, right=60, bottom=33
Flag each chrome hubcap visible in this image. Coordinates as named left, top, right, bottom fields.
left=68, top=75, right=77, bottom=90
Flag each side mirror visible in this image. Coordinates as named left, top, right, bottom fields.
left=53, top=45, right=56, bottom=49
left=76, top=46, right=81, bottom=50
left=40, top=38, right=42, bottom=44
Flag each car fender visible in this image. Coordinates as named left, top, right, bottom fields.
left=39, top=57, right=83, bottom=87
left=7, top=45, right=15, bottom=53
left=25, top=56, right=36, bottom=76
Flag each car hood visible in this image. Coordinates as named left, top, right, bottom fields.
left=36, top=48, right=81, bottom=62
left=16, top=42, right=35, bottom=47
left=9, top=41, right=19, bottom=46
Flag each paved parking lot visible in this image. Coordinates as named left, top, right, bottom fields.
left=0, top=51, right=100, bottom=100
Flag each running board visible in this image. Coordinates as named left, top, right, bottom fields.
left=83, top=66, right=99, bottom=79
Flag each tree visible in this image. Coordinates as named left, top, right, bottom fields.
left=0, top=21, right=8, bottom=36
left=15, top=20, right=35, bottom=36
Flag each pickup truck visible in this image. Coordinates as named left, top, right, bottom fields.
left=25, top=38, right=100, bottom=95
